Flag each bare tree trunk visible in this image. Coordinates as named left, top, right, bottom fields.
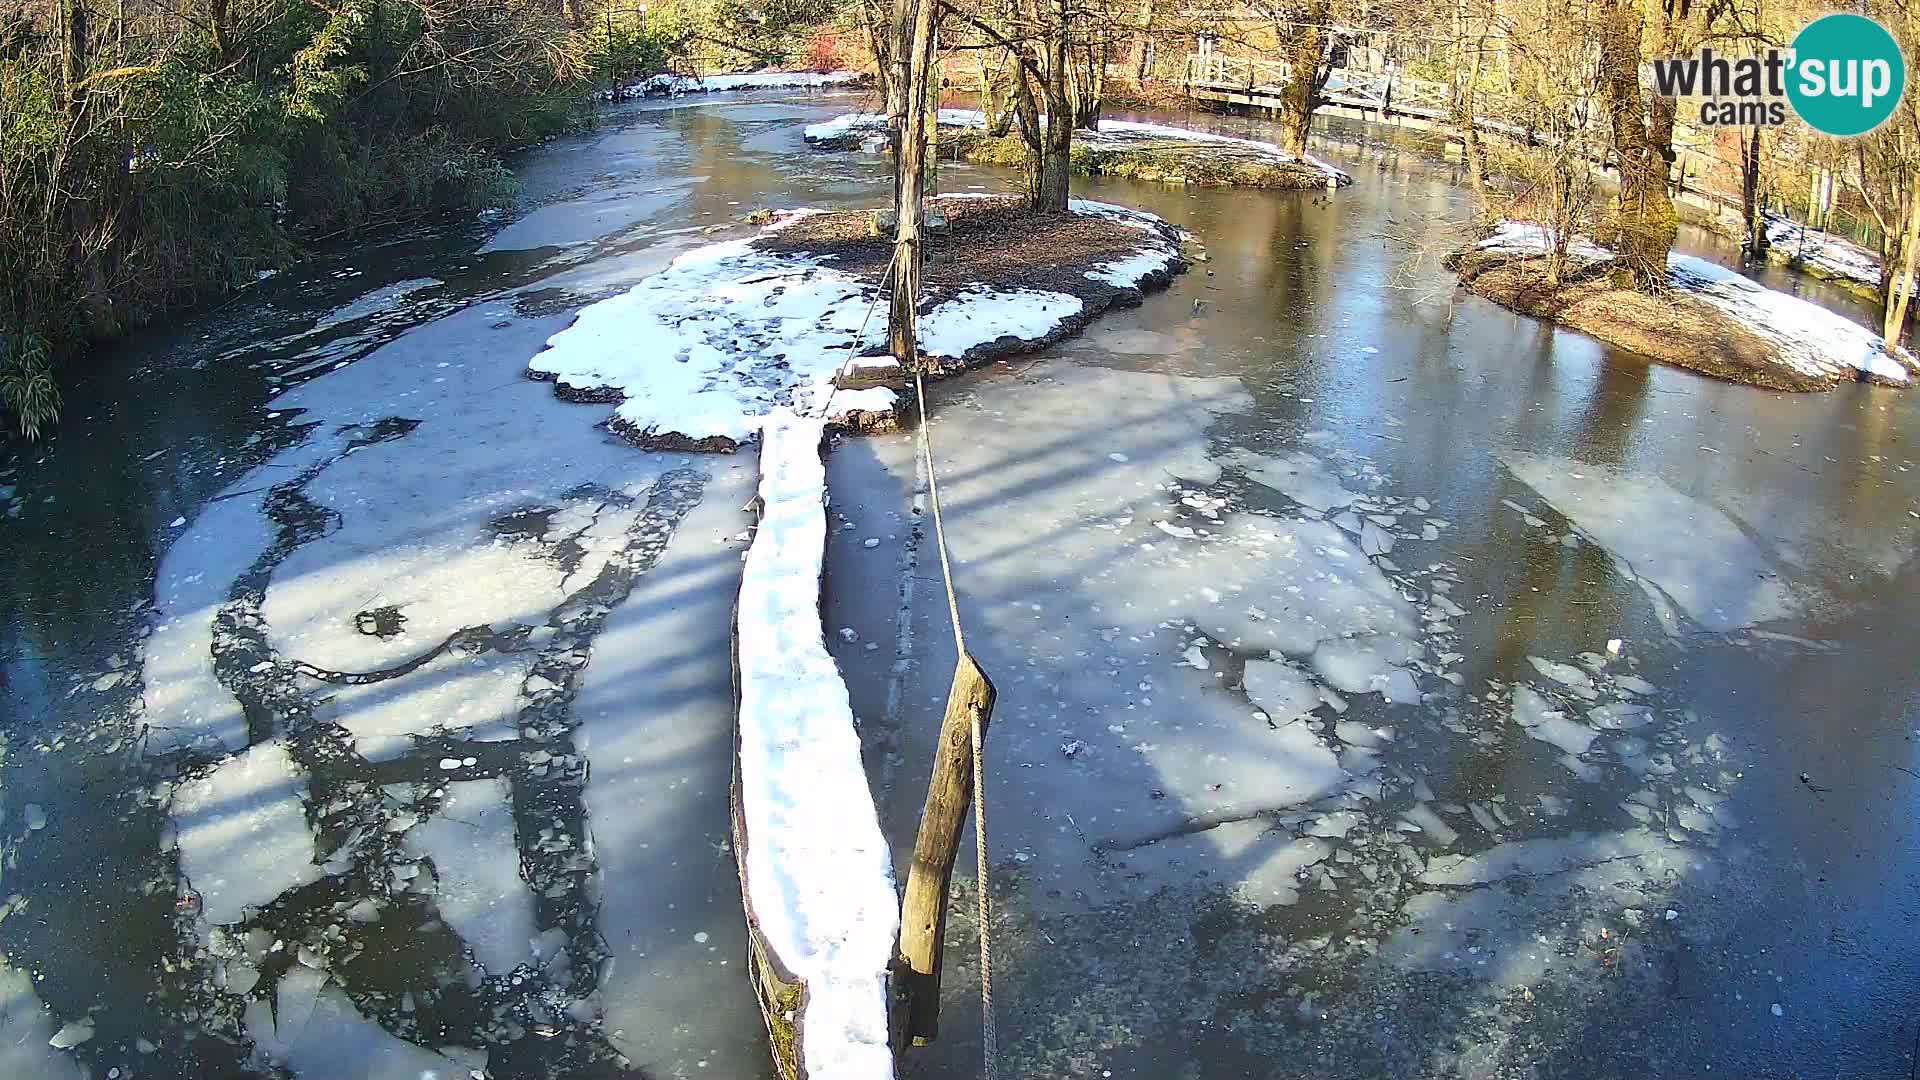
left=1131, top=0, right=1155, bottom=84
left=887, top=0, right=940, bottom=363
left=887, top=0, right=915, bottom=207
left=1740, top=125, right=1768, bottom=260
left=1033, top=0, right=1073, bottom=212
left=1276, top=0, right=1329, bottom=159
left=1885, top=188, right=1920, bottom=347
left=1452, top=0, right=1492, bottom=228
left=1594, top=0, right=1676, bottom=290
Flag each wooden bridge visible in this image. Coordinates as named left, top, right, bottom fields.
left=1185, top=52, right=1458, bottom=129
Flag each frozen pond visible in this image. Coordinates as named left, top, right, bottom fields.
left=2, top=89, right=1919, bottom=1080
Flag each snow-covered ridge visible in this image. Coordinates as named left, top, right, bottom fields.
left=1762, top=212, right=1882, bottom=288
left=528, top=199, right=1187, bottom=447
left=735, top=411, right=897, bottom=1080
left=607, top=69, right=861, bottom=100
left=803, top=108, right=1350, bottom=183
left=1477, top=221, right=1911, bottom=385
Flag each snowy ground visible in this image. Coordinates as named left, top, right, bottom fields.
left=1478, top=221, right=1912, bottom=385
left=735, top=413, right=897, bottom=1079
left=527, top=199, right=1184, bottom=448
left=606, top=70, right=861, bottom=101
left=1763, top=212, right=1882, bottom=289
left=802, top=108, right=1352, bottom=183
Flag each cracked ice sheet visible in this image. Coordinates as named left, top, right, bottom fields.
left=246, top=966, right=483, bottom=1079
left=572, top=458, right=771, bottom=1075
left=171, top=740, right=318, bottom=925
left=262, top=460, right=650, bottom=673
left=894, top=367, right=1429, bottom=900
left=146, top=300, right=694, bottom=754
left=407, top=779, right=535, bottom=977
left=0, top=961, right=83, bottom=1080
left=1502, top=452, right=1797, bottom=632
left=312, top=648, right=534, bottom=761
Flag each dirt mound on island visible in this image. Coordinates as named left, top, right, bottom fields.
left=1448, top=247, right=1848, bottom=392
left=755, top=194, right=1189, bottom=371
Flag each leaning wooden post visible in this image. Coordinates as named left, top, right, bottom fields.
left=895, top=653, right=995, bottom=1044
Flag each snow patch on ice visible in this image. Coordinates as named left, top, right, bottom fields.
left=532, top=202, right=1182, bottom=444
left=173, top=740, right=318, bottom=925
left=1502, top=452, right=1798, bottom=632
left=918, top=287, right=1083, bottom=358
left=735, top=411, right=896, bottom=1079
left=804, top=109, right=1351, bottom=181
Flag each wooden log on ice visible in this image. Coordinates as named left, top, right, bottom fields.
left=729, top=410, right=900, bottom=1080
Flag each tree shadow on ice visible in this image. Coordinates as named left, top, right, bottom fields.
left=838, top=361, right=1762, bottom=1080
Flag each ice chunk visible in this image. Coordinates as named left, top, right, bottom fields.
left=1242, top=658, right=1317, bottom=721
left=407, top=779, right=535, bottom=977
left=172, top=740, right=319, bottom=925
left=1224, top=448, right=1357, bottom=512
left=1503, top=453, right=1798, bottom=631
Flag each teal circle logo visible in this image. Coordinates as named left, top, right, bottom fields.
left=1787, top=14, right=1906, bottom=137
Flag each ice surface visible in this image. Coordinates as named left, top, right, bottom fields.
left=1419, top=831, right=1682, bottom=887
left=407, top=779, right=535, bottom=977
left=0, top=962, right=83, bottom=1080
left=246, top=967, right=483, bottom=1078
left=1242, top=658, right=1318, bottom=721
left=1224, top=448, right=1358, bottom=512
left=262, top=453, right=653, bottom=673
left=143, top=487, right=278, bottom=754
left=1503, top=452, right=1797, bottom=631
left=735, top=412, right=896, bottom=1080
left=316, top=649, right=534, bottom=761
left=574, top=461, right=770, bottom=1075
left=172, top=740, right=318, bottom=925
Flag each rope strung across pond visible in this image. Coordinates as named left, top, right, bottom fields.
left=912, top=365, right=998, bottom=1080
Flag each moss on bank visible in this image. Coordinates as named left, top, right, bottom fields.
left=1446, top=246, right=1855, bottom=391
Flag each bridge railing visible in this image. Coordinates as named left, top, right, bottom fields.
left=1188, top=52, right=1454, bottom=121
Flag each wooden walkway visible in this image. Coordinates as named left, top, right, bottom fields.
left=1185, top=53, right=1459, bottom=131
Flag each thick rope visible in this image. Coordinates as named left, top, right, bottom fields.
left=912, top=367, right=996, bottom=1080
left=811, top=246, right=900, bottom=424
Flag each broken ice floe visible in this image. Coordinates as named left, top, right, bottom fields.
left=1502, top=452, right=1797, bottom=632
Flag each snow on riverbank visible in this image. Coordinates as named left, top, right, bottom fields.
left=735, top=411, right=896, bottom=1079
left=529, top=200, right=1183, bottom=448
left=802, top=108, right=1350, bottom=183
left=1478, top=222, right=1911, bottom=385
left=1763, top=213, right=1882, bottom=288
left=606, top=69, right=861, bottom=100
